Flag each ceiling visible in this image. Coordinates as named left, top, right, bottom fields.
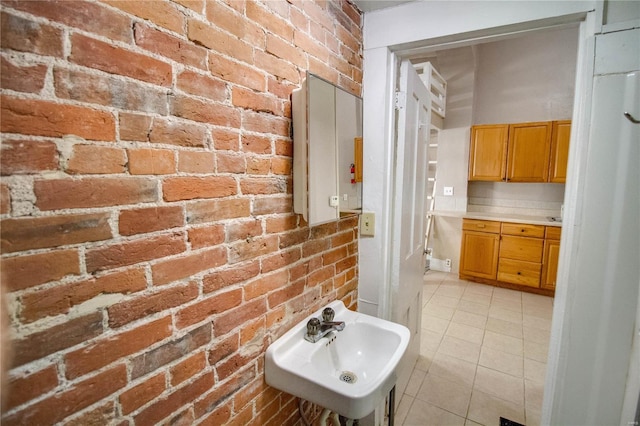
left=351, top=0, right=416, bottom=13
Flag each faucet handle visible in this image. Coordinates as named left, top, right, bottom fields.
left=306, top=317, right=321, bottom=336
left=322, top=307, right=335, bottom=322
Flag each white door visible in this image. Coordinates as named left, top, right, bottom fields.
left=391, top=60, right=432, bottom=394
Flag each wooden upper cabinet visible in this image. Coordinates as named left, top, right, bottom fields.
left=506, top=122, right=552, bottom=182
left=549, top=120, right=571, bottom=183
left=468, top=124, right=508, bottom=181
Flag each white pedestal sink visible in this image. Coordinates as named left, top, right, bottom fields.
left=265, top=300, right=410, bottom=420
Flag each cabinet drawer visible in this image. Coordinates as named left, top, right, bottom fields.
left=463, top=219, right=501, bottom=234
left=501, top=222, right=545, bottom=238
left=545, top=226, right=561, bottom=240
left=500, top=235, right=543, bottom=262
left=498, top=258, right=542, bottom=287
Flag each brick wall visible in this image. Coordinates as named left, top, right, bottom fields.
left=0, top=1, right=362, bottom=424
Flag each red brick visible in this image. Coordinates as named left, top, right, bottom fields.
left=268, top=279, right=305, bottom=309
left=308, top=265, right=334, bottom=288
left=227, top=219, right=263, bottom=242
left=66, top=144, right=126, bottom=174
left=245, top=270, right=288, bottom=301
left=265, top=215, right=297, bottom=234
left=85, top=232, right=186, bottom=273
left=133, top=21, right=207, bottom=70
left=0, top=56, right=48, bottom=93
left=240, top=177, right=287, bottom=195
left=11, top=312, right=103, bottom=368
left=202, top=261, right=260, bottom=293
left=212, top=128, right=240, bottom=151
left=149, top=117, right=208, bottom=148
left=187, top=18, right=252, bottom=63
left=194, top=369, right=254, bottom=420
left=105, top=0, right=184, bottom=33
left=120, top=373, right=166, bottom=415
left=130, top=323, right=211, bottom=378
left=54, top=67, right=168, bottom=115
left=127, top=148, right=176, bottom=175
left=134, top=372, right=214, bottom=425
left=151, top=246, right=227, bottom=286
left=119, top=112, right=152, bottom=141
left=217, top=352, right=257, bottom=381
left=242, top=134, right=272, bottom=154
left=1, top=139, right=58, bottom=175
left=171, top=351, right=206, bottom=385
left=186, top=198, right=250, bottom=224
left=177, top=69, right=227, bottom=102
left=1, top=95, right=116, bottom=141
left=214, top=298, right=267, bottom=335
left=2, top=0, right=132, bottom=43
left=175, top=287, right=242, bottom=329
left=247, top=157, right=271, bottom=175
left=178, top=150, right=214, bottom=173
left=21, top=267, right=147, bottom=323
left=65, top=316, right=172, bottom=379
left=119, top=205, right=184, bottom=236
left=279, top=228, right=310, bottom=250
left=1, top=213, right=111, bottom=254
left=1, top=249, right=78, bottom=293
left=302, top=238, right=330, bottom=258
left=2, top=364, right=126, bottom=426
left=275, top=138, right=293, bottom=156
left=62, top=401, right=116, bottom=426
left=228, top=235, right=279, bottom=264
left=217, top=152, right=246, bottom=174
left=241, top=110, right=290, bottom=136
left=207, top=332, right=238, bottom=365
left=188, top=224, right=225, bottom=250
left=34, top=177, right=157, bottom=210
left=261, top=247, right=301, bottom=274
left=163, top=176, right=237, bottom=201
left=0, top=10, right=63, bottom=56
left=70, top=33, right=171, bottom=87
left=209, top=53, right=266, bottom=92
left=5, top=366, right=59, bottom=411
left=252, top=195, right=292, bottom=216
left=246, top=1, right=294, bottom=42
left=199, top=405, right=232, bottom=426
left=174, top=0, right=204, bottom=12
left=336, top=255, right=357, bottom=274
left=170, top=94, right=241, bottom=127
left=266, top=34, right=307, bottom=69
left=232, top=86, right=281, bottom=115
left=108, top=281, right=198, bottom=328
left=205, top=0, right=245, bottom=38
left=255, top=50, right=299, bottom=84
left=271, top=157, right=292, bottom=175
left=1, top=183, right=10, bottom=214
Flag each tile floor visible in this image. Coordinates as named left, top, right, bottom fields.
left=395, top=271, right=554, bottom=426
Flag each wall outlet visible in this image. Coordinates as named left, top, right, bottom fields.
left=361, top=212, right=375, bottom=236
left=445, top=258, right=452, bottom=268
left=444, top=186, right=454, bottom=196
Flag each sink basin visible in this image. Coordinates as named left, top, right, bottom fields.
left=265, top=300, right=410, bottom=419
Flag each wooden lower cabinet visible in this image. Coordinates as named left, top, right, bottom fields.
left=460, top=218, right=560, bottom=295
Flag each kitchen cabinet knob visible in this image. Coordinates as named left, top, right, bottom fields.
left=517, top=271, right=522, bottom=275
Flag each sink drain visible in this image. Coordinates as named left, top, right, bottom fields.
left=339, top=371, right=357, bottom=384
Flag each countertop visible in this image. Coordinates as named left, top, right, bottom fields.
left=430, top=210, right=562, bottom=227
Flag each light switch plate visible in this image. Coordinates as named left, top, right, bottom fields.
left=361, top=212, right=375, bottom=236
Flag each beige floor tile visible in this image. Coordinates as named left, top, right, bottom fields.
left=521, top=291, right=553, bottom=307
left=415, top=372, right=473, bottom=417
left=428, top=352, right=477, bottom=386
left=421, top=328, right=444, bottom=353
left=488, top=305, right=523, bottom=324
left=415, top=352, right=435, bottom=372
left=422, top=314, right=450, bottom=334
left=465, top=419, right=483, bottom=426
left=430, top=294, right=461, bottom=309
left=405, top=368, right=426, bottom=397
left=424, top=302, right=455, bottom=321
left=451, top=310, right=488, bottom=329
left=457, top=299, right=491, bottom=316
left=479, top=346, right=524, bottom=378
left=424, top=271, right=448, bottom=284
left=490, top=296, right=523, bottom=312
left=525, top=379, right=544, bottom=413
left=524, top=358, right=547, bottom=383
left=396, top=394, right=414, bottom=425
left=447, top=322, right=485, bottom=345
left=467, top=390, right=525, bottom=426
left=435, top=284, right=466, bottom=299
left=483, top=330, right=524, bottom=356
left=492, top=287, right=523, bottom=302
left=523, top=314, right=552, bottom=331
left=403, top=400, right=466, bottom=426
left=524, top=340, right=549, bottom=363
left=523, top=304, right=554, bottom=319
left=437, top=335, right=482, bottom=364
left=474, top=365, right=525, bottom=405
left=526, top=408, right=542, bottom=426
left=523, top=325, right=551, bottom=344
left=463, top=282, right=495, bottom=297
left=486, top=317, right=523, bottom=339
left=461, top=291, right=492, bottom=306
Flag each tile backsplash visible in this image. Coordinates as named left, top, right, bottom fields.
left=467, top=181, right=565, bottom=216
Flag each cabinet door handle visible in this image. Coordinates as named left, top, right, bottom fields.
left=624, top=112, right=640, bottom=124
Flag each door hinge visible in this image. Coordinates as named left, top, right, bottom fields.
left=394, top=91, right=406, bottom=110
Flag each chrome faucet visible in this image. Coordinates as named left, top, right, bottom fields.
left=304, top=307, right=345, bottom=343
